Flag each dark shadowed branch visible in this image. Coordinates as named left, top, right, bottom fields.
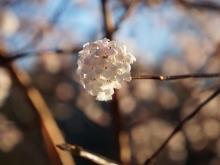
left=143, top=86, right=220, bottom=165
left=57, top=143, right=121, bottom=165
left=0, top=43, right=75, bottom=165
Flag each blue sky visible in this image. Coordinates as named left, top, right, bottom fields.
left=1, top=0, right=220, bottom=68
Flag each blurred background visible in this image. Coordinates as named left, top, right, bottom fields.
left=0, top=0, right=219, bottom=165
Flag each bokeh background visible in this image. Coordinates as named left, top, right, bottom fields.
left=0, top=0, right=219, bottom=165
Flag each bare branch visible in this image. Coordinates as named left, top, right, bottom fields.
left=101, top=0, right=114, bottom=39
left=57, top=143, right=120, bottom=165
left=143, top=86, right=220, bottom=165
left=101, top=1, right=128, bottom=164
left=132, top=73, right=220, bottom=80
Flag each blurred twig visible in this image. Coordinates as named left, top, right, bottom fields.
left=118, top=0, right=140, bottom=25
left=57, top=143, right=120, bottom=165
left=121, top=0, right=129, bottom=9
left=175, top=0, right=220, bottom=11
left=132, top=73, right=220, bottom=80
left=201, top=43, right=220, bottom=70
left=16, top=0, right=67, bottom=53
left=0, top=45, right=75, bottom=165
left=0, top=48, right=80, bottom=66
left=115, top=0, right=140, bottom=32
left=143, top=86, right=220, bottom=165
left=0, top=0, right=70, bottom=66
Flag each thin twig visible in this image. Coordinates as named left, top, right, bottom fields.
left=143, top=86, right=220, bottom=165
left=131, top=73, right=220, bottom=80
left=197, top=43, right=220, bottom=73
left=57, top=143, right=120, bottom=165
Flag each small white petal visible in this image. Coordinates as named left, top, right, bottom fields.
left=116, top=74, right=124, bottom=83
left=83, top=43, right=89, bottom=48
left=116, top=47, right=123, bottom=54
left=123, top=72, right=131, bottom=81
left=115, top=62, right=123, bottom=68
left=107, top=63, right=116, bottom=71
left=116, top=68, right=125, bottom=74
left=86, top=71, right=96, bottom=80
left=127, top=52, right=136, bottom=63
left=115, top=54, right=124, bottom=62
left=103, top=88, right=114, bottom=95
left=95, top=40, right=103, bottom=48
left=123, top=55, right=131, bottom=63
left=76, top=67, right=81, bottom=75
left=96, top=92, right=105, bottom=101
left=80, top=80, right=85, bottom=88
left=77, top=59, right=83, bottom=66
left=98, top=58, right=107, bottom=65
left=112, top=81, right=122, bottom=89
left=84, top=57, right=90, bottom=65
left=81, top=65, right=90, bottom=73
left=102, top=38, right=110, bottom=47
left=79, top=51, right=90, bottom=57
left=89, top=46, right=97, bottom=53
left=120, top=44, right=127, bottom=53
left=106, top=48, right=117, bottom=56
left=102, top=70, right=112, bottom=78
left=122, top=62, right=131, bottom=72
left=90, top=52, right=96, bottom=58
left=90, top=87, right=102, bottom=96
left=96, top=92, right=112, bottom=101
left=90, top=59, right=98, bottom=66
left=97, top=49, right=104, bottom=56
left=109, top=41, right=117, bottom=49
left=103, top=38, right=110, bottom=43
left=95, top=66, right=103, bottom=74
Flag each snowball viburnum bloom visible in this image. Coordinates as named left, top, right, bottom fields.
left=76, top=38, right=136, bottom=101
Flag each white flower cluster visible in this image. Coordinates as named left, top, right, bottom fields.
left=76, top=38, right=136, bottom=101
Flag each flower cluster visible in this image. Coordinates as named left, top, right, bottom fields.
left=76, top=38, right=136, bottom=101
